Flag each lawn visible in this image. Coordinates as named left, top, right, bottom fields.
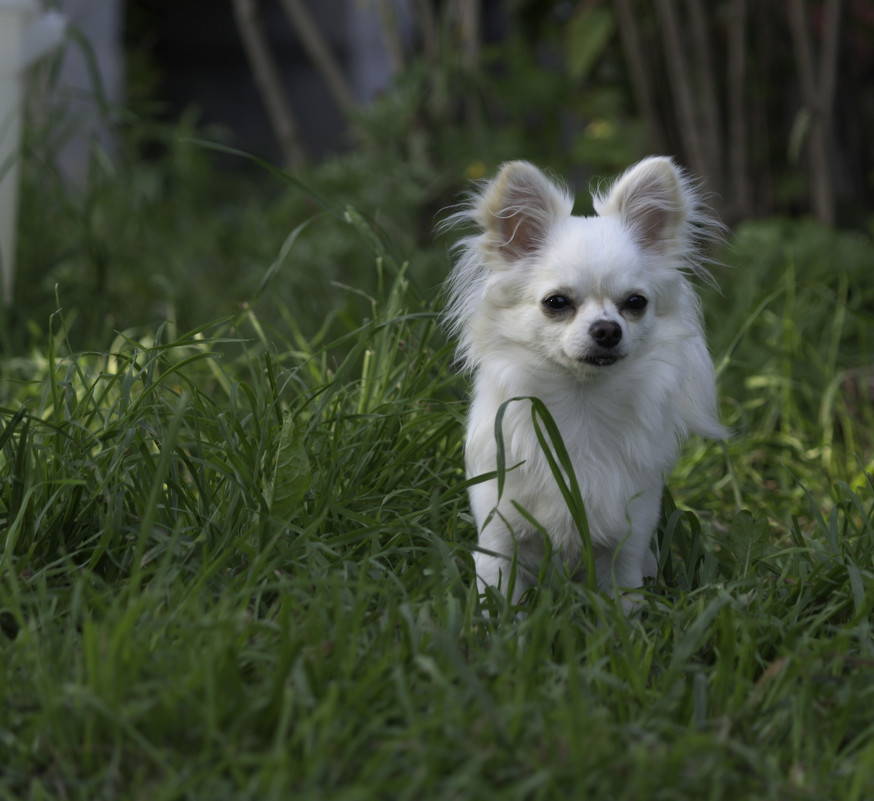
left=2, top=140, right=874, bottom=800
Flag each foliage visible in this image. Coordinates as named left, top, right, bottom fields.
left=3, top=5, right=874, bottom=793
left=3, top=148, right=874, bottom=797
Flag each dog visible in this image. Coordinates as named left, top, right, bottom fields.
left=443, top=157, right=727, bottom=612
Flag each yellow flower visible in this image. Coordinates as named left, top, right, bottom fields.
left=584, top=119, right=614, bottom=139
left=465, top=161, right=487, bottom=180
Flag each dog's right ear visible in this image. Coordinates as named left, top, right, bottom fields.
left=476, top=161, right=573, bottom=263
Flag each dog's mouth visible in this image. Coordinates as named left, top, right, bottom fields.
left=582, top=352, right=622, bottom=367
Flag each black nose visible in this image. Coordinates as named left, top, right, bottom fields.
left=589, top=320, right=622, bottom=348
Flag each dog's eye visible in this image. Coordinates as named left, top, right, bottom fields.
left=543, top=295, right=572, bottom=312
left=623, top=294, right=648, bottom=312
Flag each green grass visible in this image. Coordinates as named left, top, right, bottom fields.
left=2, top=155, right=874, bottom=800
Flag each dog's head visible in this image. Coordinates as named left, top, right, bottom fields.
left=445, top=157, right=719, bottom=378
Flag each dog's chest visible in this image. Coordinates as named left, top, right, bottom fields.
left=466, top=374, right=677, bottom=542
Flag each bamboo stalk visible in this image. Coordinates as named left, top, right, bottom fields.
left=414, top=0, right=438, bottom=65
left=787, top=0, right=841, bottom=224
left=231, top=0, right=306, bottom=168
left=686, top=0, right=722, bottom=188
left=654, top=0, right=707, bottom=178
left=456, top=0, right=480, bottom=71
left=613, top=0, right=664, bottom=152
left=375, top=0, right=406, bottom=75
left=278, top=0, right=356, bottom=116
left=727, top=0, right=751, bottom=217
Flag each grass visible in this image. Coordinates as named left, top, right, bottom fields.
left=2, top=150, right=874, bottom=800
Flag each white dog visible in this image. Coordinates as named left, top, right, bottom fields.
left=444, top=157, right=726, bottom=611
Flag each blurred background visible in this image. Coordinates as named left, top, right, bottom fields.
left=5, top=0, right=874, bottom=349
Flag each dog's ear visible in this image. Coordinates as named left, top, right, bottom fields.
left=596, top=157, right=690, bottom=253
left=477, top=162, right=573, bottom=262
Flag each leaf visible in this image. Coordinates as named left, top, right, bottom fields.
left=266, top=411, right=312, bottom=521
left=491, top=396, right=596, bottom=592
left=670, top=592, right=731, bottom=671
left=528, top=397, right=596, bottom=590
left=565, top=6, right=615, bottom=82
left=252, top=218, right=313, bottom=304
left=727, top=510, right=773, bottom=574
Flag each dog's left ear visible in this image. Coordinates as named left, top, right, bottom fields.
left=596, top=157, right=691, bottom=253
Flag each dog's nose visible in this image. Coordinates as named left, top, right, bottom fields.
left=589, top=320, right=622, bottom=348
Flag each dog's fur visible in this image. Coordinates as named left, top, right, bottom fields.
left=443, top=157, right=726, bottom=610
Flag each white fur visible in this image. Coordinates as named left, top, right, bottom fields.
left=443, top=157, right=727, bottom=612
